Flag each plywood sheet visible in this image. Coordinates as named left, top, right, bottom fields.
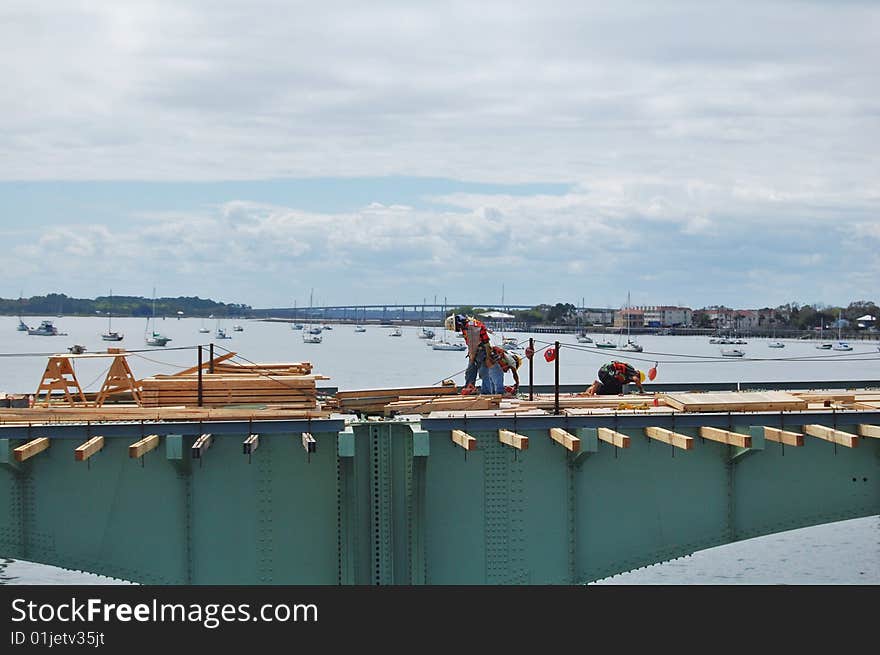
left=661, top=391, right=808, bottom=413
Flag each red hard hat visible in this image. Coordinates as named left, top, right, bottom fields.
left=544, top=348, right=556, bottom=362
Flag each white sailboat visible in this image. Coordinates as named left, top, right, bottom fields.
left=433, top=299, right=466, bottom=351
left=832, top=309, right=852, bottom=350
left=721, top=348, right=745, bottom=357
left=302, top=327, right=322, bottom=343
left=619, top=291, right=643, bottom=352
left=16, top=292, right=29, bottom=331
left=145, top=289, right=171, bottom=346
left=101, top=289, right=124, bottom=341
left=198, top=316, right=210, bottom=333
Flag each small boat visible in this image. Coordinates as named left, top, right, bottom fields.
left=832, top=341, right=852, bottom=351
left=233, top=325, right=244, bottom=332
left=215, top=328, right=232, bottom=339
left=293, top=323, right=304, bottom=330
left=67, top=344, right=87, bottom=354
left=721, top=348, right=745, bottom=357
left=576, top=334, right=592, bottom=343
left=308, top=326, right=322, bottom=335
left=354, top=325, right=367, bottom=332
left=815, top=343, right=832, bottom=350
left=418, top=327, right=435, bottom=339
left=322, top=325, right=333, bottom=331
left=28, top=320, right=66, bottom=336
left=389, top=327, right=402, bottom=337
left=16, top=319, right=29, bottom=332
left=768, top=341, right=785, bottom=348
left=595, top=340, right=617, bottom=349
left=146, top=332, right=171, bottom=347
left=620, top=340, right=643, bottom=352
left=302, top=329, right=322, bottom=344
left=433, top=341, right=466, bottom=351
left=198, top=327, right=210, bottom=333
left=732, top=339, right=747, bottom=345
left=502, top=336, right=521, bottom=351
left=101, top=290, right=124, bottom=341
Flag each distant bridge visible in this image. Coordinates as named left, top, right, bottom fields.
left=254, top=304, right=614, bottom=322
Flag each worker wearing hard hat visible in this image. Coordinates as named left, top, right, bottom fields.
left=483, top=345, right=523, bottom=396
left=445, top=313, right=493, bottom=394
left=583, top=361, right=645, bottom=396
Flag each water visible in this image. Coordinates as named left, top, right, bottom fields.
left=2, top=315, right=878, bottom=584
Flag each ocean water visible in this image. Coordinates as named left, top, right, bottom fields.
left=1, top=316, right=878, bottom=585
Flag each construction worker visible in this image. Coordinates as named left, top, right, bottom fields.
left=445, top=313, right=492, bottom=394
left=483, top=345, right=522, bottom=396
left=583, top=361, right=645, bottom=396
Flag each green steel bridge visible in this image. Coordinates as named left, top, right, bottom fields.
left=1, top=402, right=878, bottom=584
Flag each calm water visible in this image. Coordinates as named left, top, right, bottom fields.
left=2, top=315, right=878, bottom=584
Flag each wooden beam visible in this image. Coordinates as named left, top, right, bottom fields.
left=596, top=427, right=630, bottom=448
left=498, top=429, right=529, bottom=451
left=699, top=426, right=752, bottom=448
left=13, top=437, right=50, bottom=462
left=451, top=429, right=477, bottom=451
left=74, top=436, right=104, bottom=461
left=243, top=434, right=259, bottom=455
left=549, top=427, right=581, bottom=452
left=192, top=433, right=213, bottom=459
left=301, top=432, right=316, bottom=454
left=763, top=427, right=804, bottom=447
left=644, top=426, right=694, bottom=450
left=804, top=424, right=859, bottom=448
left=857, top=424, right=880, bottom=439
left=129, top=434, right=160, bottom=458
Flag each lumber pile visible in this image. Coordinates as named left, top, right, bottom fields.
left=140, top=374, right=327, bottom=408
left=661, top=391, right=808, bottom=413
left=383, top=394, right=502, bottom=415
left=332, top=385, right=459, bottom=414
left=0, top=405, right=331, bottom=424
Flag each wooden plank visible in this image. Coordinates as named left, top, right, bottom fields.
left=74, top=436, right=104, bottom=461
left=763, top=427, right=804, bottom=447
left=129, top=434, right=160, bottom=458
left=451, top=429, right=477, bottom=451
left=192, top=433, right=213, bottom=459
left=13, top=437, right=50, bottom=462
left=336, top=386, right=458, bottom=400
left=549, top=427, right=581, bottom=452
left=644, top=426, right=693, bottom=450
left=857, top=424, right=880, bottom=439
left=661, top=391, right=808, bottom=413
left=699, top=426, right=752, bottom=448
left=302, top=432, right=316, bottom=453
left=596, top=428, right=631, bottom=448
left=803, top=424, right=859, bottom=448
left=498, top=429, right=529, bottom=451
left=243, top=434, right=259, bottom=455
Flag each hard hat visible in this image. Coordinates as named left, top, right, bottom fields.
left=638, top=370, right=646, bottom=384
left=444, top=315, right=455, bottom=332
left=512, top=354, right=523, bottom=370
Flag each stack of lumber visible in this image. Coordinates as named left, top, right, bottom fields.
left=0, top=405, right=331, bottom=424
left=210, top=361, right=313, bottom=376
left=333, top=385, right=459, bottom=414
left=661, top=391, right=808, bottom=413
left=512, top=393, right=667, bottom=412
left=383, top=394, right=502, bottom=415
left=140, top=374, right=328, bottom=408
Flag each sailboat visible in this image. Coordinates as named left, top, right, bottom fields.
left=215, top=317, right=232, bottom=339
left=16, top=291, right=29, bottom=331
left=101, top=289, right=124, bottom=341
left=145, top=289, right=172, bottom=346
left=302, top=326, right=322, bottom=343
left=198, top=316, right=210, bottom=333
left=576, top=297, right=592, bottom=343
left=417, top=302, right=434, bottom=339
left=433, top=299, right=466, bottom=351
left=619, top=292, right=643, bottom=352
left=355, top=306, right=367, bottom=332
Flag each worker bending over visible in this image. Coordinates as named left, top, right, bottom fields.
left=583, top=361, right=645, bottom=396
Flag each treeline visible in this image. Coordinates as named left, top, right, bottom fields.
left=1, top=294, right=252, bottom=318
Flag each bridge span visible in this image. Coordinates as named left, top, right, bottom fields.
left=1, top=408, right=878, bottom=584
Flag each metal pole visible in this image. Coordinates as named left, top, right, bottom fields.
left=209, top=343, right=214, bottom=373
left=554, top=340, right=560, bottom=415
left=197, top=345, right=203, bottom=407
left=529, top=337, right=534, bottom=401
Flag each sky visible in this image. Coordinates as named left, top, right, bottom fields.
left=1, top=0, right=878, bottom=311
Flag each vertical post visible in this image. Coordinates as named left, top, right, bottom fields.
left=209, top=343, right=214, bottom=373
left=554, top=340, right=560, bottom=415
left=528, top=337, right=534, bottom=401
left=197, top=346, right=203, bottom=407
